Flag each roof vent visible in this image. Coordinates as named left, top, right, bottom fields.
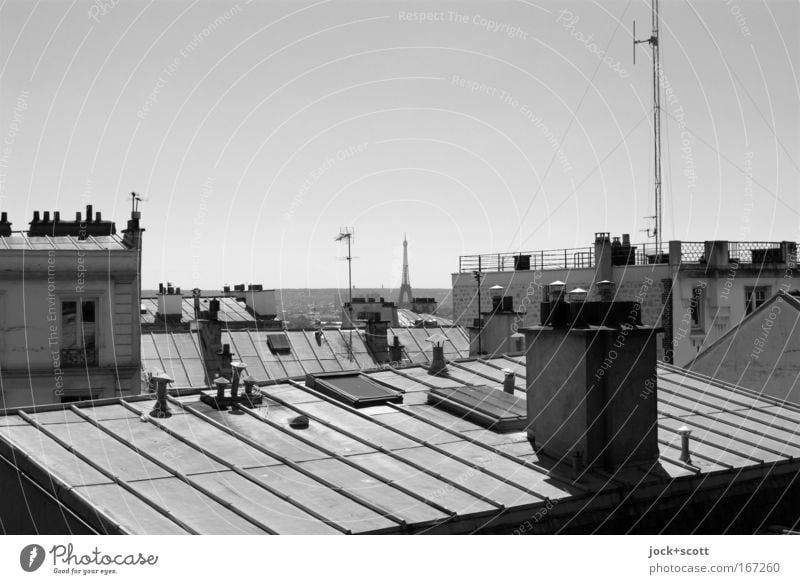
left=289, top=415, right=309, bottom=429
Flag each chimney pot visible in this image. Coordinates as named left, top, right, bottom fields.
left=95, top=211, right=101, bottom=222
left=0, top=211, right=7, bottom=223
left=503, top=369, right=515, bottom=394
left=76, top=212, right=81, bottom=222
left=33, top=211, right=40, bottom=223
left=43, top=211, right=50, bottom=222
left=86, top=205, right=93, bottom=222
left=428, top=345, right=447, bottom=376
left=54, top=211, right=60, bottom=222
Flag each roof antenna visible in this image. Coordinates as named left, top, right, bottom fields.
left=335, top=228, right=356, bottom=360
left=634, top=0, right=663, bottom=256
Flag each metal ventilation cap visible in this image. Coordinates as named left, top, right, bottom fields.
left=151, top=371, right=174, bottom=383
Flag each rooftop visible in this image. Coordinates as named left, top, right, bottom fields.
left=141, top=326, right=471, bottom=388
left=0, top=233, right=129, bottom=251
left=2, top=358, right=799, bottom=534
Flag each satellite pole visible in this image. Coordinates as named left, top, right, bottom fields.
left=634, top=0, right=662, bottom=254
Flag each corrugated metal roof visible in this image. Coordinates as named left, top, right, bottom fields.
left=3, top=358, right=799, bottom=534
left=0, top=233, right=128, bottom=250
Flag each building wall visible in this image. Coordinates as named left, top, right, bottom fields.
left=453, top=264, right=669, bottom=358
left=687, top=293, right=800, bottom=403
left=671, top=268, right=800, bottom=366
left=454, top=254, right=799, bottom=367
left=0, top=248, right=141, bottom=408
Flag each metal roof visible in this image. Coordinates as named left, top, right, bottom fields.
left=2, top=358, right=799, bottom=534
left=0, top=233, right=128, bottom=250
left=140, top=297, right=260, bottom=324
left=396, top=308, right=455, bottom=327
left=140, top=327, right=471, bottom=387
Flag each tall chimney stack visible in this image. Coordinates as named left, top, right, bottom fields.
left=522, top=297, right=660, bottom=470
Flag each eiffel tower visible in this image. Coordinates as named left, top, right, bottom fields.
left=397, top=234, right=413, bottom=308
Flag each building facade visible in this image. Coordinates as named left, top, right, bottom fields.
left=0, top=206, right=143, bottom=408
left=453, top=234, right=798, bottom=366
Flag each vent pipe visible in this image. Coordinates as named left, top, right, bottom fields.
left=149, top=371, right=174, bottom=418
left=678, top=426, right=692, bottom=464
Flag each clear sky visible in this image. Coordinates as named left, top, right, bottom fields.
left=1, top=0, right=797, bottom=289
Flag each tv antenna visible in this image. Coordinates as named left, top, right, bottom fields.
left=634, top=0, right=663, bottom=254
left=129, top=192, right=148, bottom=214
left=335, top=228, right=356, bottom=358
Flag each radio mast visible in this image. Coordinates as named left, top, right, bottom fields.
left=634, top=0, right=662, bottom=254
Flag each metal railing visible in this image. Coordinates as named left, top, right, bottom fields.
left=680, top=241, right=791, bottom=265
left=458, top=242, right=665, bottom=273
left=458, top=240, right=796, bottom=273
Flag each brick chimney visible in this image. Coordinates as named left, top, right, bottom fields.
left=522, top=297, right=660, bottom=470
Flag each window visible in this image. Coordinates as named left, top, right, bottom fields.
left=266, top=333, right=291, bottom=353
left=690, top=286, right=704, bottom=332
left=745, top=286, right=771, bottom=315
left=307, top=372, right=402, bottom=408
left=61, top=299, right=97, bottom=366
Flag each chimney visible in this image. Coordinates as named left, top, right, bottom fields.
left=197, top=305, right=223, bottom=386
left=122, top=206, right=144, bottom=250
left=149, top=371, right=174, bottom=418
left=389, top=335, right=403, bottom=362
left=427, top=338, right=447, bottom=376
left=86, top=205, right=93, bottom=222
left=522, top=298, right=660, bottom=470
left=502, top=369, right=515, bottom=394
left=593, top=232, right=613, bottom=282
left=243, top=286, right=277, bottom=318
left=365, top=319, right=390, bottom=363
left=156, top=283, right=183, bottom=321
left=0, top=212, right=11, bottom=237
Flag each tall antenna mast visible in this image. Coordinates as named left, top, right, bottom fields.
left=335, top=228, right=355, bottom=357
left=634, top=0, right=662, bottom=253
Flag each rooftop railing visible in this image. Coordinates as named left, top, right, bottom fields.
left=458, top=240, right=796, bottom=273
left=458, top=242, right=664, bottom=273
